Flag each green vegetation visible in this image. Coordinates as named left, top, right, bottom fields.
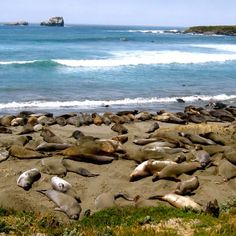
left=0, top=204, right=235, bottom=235
left=184, top=25, right=236, bottom=36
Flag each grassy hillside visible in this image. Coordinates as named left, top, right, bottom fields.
left=184, top=25, right=236, bottom=35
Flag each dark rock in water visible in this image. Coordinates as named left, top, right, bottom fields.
left=176, top=98, right=185, bottom=103
left=206, top=102, right=227, bottom=109
left=40, top=17, right=64, bottom=26
left=4, top=21, right=29, bottom=26
left=17, top=111, right=34, bottom=118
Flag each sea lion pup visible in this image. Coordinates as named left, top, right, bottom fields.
left=180, top=133, right=216, bottom=145
left=37, top=189, right=82, bottom=220
left=174, top=176, right=199, bottom=195
left=0, top=148, right=9, bottom=163
left=36, top=142, right=72, bottom=152
left=40, top=158, right=67, bottom=177
left=191, top=149, right=211, bottom=168
left=146, top=122, right=160, bottom=133
left=61, top=159, right=99, bottom=177
left=148, top=193, right=202, bottom=212
left=152, top=162, right=202, bottom=182
left=9, top=145, right=45, bottom=159
left=40, top=127, right=64, bottom=144
left=95, top=192, right=138, bottom=210
left=129, top=160, right=176, bottom=182
left=17, top=168, right=41, bottom=191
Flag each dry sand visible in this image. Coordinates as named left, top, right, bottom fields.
left=0, top=120, right=236, bottom=222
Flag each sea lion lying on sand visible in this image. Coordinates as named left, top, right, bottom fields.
left=174, top=176, right=199, bottom=195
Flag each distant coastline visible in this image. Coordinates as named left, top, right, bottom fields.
left=184, top=25, right=236, bottom=36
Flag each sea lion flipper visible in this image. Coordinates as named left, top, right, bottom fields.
left=114, top=192, right=134, bottom=201
left=148, top=195, right=163, bottom=200
left=76, top=167, right=99, bottom=177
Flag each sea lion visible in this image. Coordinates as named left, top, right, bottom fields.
left=55, top=117, right=67, bottom=126
left=40, top=158, right=67, bottom=177
left=37, top=116, right=55, bottom=125
left=37, top=189, right=81, bottom=219
left=40, top=128, right=64, bottom=144
left=218, top=159, right=236, bottom=181
left=111, top=123, right=128, bottom=134
left=11, top=117, right=27, bottom=126
left=146, top=122, right=160, bottom=133
left=181, top=133, right=215, bottom=145
left=36, top=142, right=72, bottom=152
left=191, top=149, right=211, bottom=168
left=205, top=199, right=220, bottom=217
left=153, top=112, right=186, bottom=124
left=17, top=168, right=41, bottom=190
left=71, top=130, right=85, bottom=140
left=51, top=176, right=72, bottom=192
left=0, top=126, right=12, bottom=134
left=112, top=135, right=128, bottom=144
left=129, top=159, right=176, bottom=182
left=152, top=162, right=201, bottom=182
left=18, top=124, right=35, bottom=135
left=133, top=138, right=159, bottom=146
left=142, top=141, right=177, bottom=149
left=135, top=111, right=152, bottom=121
left=223, top=150, right=236, bottom=165
left=0, top=115, right=15, bottom=126
left=174, top=176, right=199, bottom=195
left=95, top=192, right=137, bottom=210
left=9, top=145, right=45, bottom=159
left=148, top=193, right=202, bottom=211
left=92, top=113, right=103, bottom=126
left=61, top=159, right=99, bottom=177
left=0, top=148, right=9, bottom=163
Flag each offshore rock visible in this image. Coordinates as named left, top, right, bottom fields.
left=40, top=16, right=64, bottom=26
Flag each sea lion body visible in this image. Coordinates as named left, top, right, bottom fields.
left=40, top=128, right=64, bottom=144
left=192, top=150, right=211, bottom=168
left=38, top=189, right=81, bottom=219
left=36, top=142, right=72, bottom=152
left=184, top=133, right=215, bottom=145
left=146, top=122, right=160, bottom=133
left=149, top=193, right=202, bottom=211
left=129, top=160, right=176, bottom=181
left=224, top=151, right=236, bottom=165
left=9, top=145, right=44, bottom=159
left=40, top=158, right=67, bottom=177
left=51, top=176, right=72, bottom=192
left=0, top=149, right=9, bottom=162
left=152, top=162, right=201, bottom=181
left=17, top=168, right=41, bottom=190
left=133, top=138, right=158, bottom=146
left=174, top=176, right=199, bottom=195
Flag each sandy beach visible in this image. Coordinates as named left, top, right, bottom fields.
left=0, top=107, right=236, bottom=223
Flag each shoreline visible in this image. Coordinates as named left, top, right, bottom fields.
left=0, top=104, right=236, bottom=223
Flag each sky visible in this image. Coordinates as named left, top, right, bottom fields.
left=0, top=0, right=236, bottom=26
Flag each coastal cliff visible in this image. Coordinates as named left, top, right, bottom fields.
left=184, top=25, right=236, bottom=36
left=40, top=16, right=64, bottom=26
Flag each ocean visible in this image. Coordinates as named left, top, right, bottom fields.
left=0, top=24, right=236, bottom=115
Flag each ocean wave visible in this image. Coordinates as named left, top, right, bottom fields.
left=1, top=49, right=236, bottom=68
left=128, top=29, right=181, bottom=34
left=0, top=94, right=235, bottom=110
left=191, top=44, right=236, bottom=52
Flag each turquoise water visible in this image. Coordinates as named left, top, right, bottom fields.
left=0, top=24, right=236, bottom=114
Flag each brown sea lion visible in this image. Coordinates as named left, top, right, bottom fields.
left=95, top=192, right=137, bottom=210
left=40, top=158, right=67, bottom=177
left=148, top=193, right=202, bottom=212
left=40, top=127, right=64, bottom=144
left=36, top=142, right=72, bottom=152
left=9, top=145, right=45, bottom=159
left=0, top=126, right=12, bottom=134
left=174, top=176, right=199, bottom=195
left=55, top=117, right=67, bottom=126
left=92, top=113, right=103, bottom=126
left=224, top=150, right=236, bottom=165
left=37, top=189, right=81, bottom=219
left=218, top=159, right=236, bottom=180
left=112, top=135, right=128, bottom=144
left=17, top=168, right=41, bottom=191
left=181, top=133, right=215, bottom=145
left=111, top=123, right=128, bottom=134
left=62, top=159, right=99, bottom=177
left=133, top=138, right=159, bottom=146
left=152, top=162, right=201, bottom=182
left=0, top=115, right=15, bottom=126
left=146, top=122, right=159, bottom=133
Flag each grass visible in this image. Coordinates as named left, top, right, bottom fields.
left=0, top=204, right=235, bottom=235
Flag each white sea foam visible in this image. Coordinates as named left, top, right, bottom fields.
left=0, top=94, right=235, bottom=110
left=54, top=50, right=236, bottom=67
left=0, top=60, right=38, bottom=65
left=128, top=29, right=164, bottom=34
left=191, top=44, right=236, bottom=52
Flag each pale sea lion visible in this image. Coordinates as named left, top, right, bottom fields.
left=40, top=128, right=64, bottom=144
left=133, top=138, right=159, bottom=146
left=40, top=158, right=67, bottom=177
left=152, top=162, right=201, bottom=182
left=51, top=176, right=72, bottom=192
left=0, top=148, right=9, bottom=163
left=36, top=142, right=72, bottom=152
left=148, top=193, right=202, bottom=212
left=142, top=141, right=177, bottom=149
left=17, top=168, right=41, bottom=191
left=9, top=145, right=45, bottom=159
left=181, top=133, right=215, bottom=145
left=174, top=176, right=199, bottom=195
left=62, top=159, right=99, bottom=177
left=37, top=189, right=81, bottom=219
left=191, top=149, right=211, bottom=168
left=95, top=192, right=137, bottom=210
left=129, top=159, right=176, bottom=182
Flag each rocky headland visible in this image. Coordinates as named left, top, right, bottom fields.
left=40, top=16, right=64, bottom=26
left=184, top=25, right=236, bottom=36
